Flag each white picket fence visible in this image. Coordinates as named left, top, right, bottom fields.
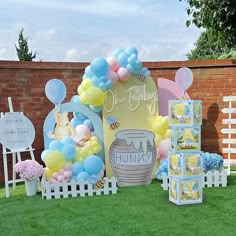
left=221, top=96, right=236, bottom=175
left=161, top=170, right=228, bottom=190
left=41, top=177, right=118, bottom=200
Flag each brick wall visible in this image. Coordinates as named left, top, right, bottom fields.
left=0, top=59, right=236, bottom=183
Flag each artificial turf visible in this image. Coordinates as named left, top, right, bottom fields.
left=0, top=174, right=236, bottom=236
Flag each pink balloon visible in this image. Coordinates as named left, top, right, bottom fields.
left=159, top=138, right=171, bottom=158
left=64, top=163, right=72, bottom=171
left=52, top=172, right=59, bottom=179
left=175, top=67, right=193, bottom=91
left=156, top=147, right=161, bottom=160
left=58, top=168, right=65, bottom=175
left=50, top=179, right=57, bottom=184
left=73, top=125, right=91, bottom=144
left=63, top=170, right=72, bottom=178
left=117, top=67, right=130, bottom=81
left=107, top=70, right=118, bottom=85
left=57, top=175, right=65, bottom=182
left=106, top=56, right=120, bottom=71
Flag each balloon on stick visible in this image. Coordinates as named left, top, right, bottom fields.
left=175, top=67, right=193, bottom=91
left=45, top=79, right=66, bottom=105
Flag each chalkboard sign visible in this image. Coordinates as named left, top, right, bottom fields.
left=0, top=112, right=35, bottom=151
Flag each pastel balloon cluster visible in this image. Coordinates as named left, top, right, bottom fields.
left=155, top=158, right=168, bottom=180
left=42, top=137, right=76, bottom=163
left=77, top=47, right=150, bottom=108
left=74, top=136, right=102, bottom=162
left=151, top=116, right=171, bottom=146
left=71, top=112, right=94, bottom=132
left=112, top=47, right=150, bottom=76
left=71, top=95, right=103, bottom=114
left=50, top=163, right=73, bottom=183
left=71, top=155, right=104, bottom=183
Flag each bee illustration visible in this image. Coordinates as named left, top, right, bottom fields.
left=106, top=116, right=120, bottom=130
left=94, top=178, right=106, bottom=189
left=136, top=73, right=146, bottom=81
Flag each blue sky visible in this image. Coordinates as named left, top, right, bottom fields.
left=0, top=0, right=202, bottom=62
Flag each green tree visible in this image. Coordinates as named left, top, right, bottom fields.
left=187, top=29, right=233, bottom=59
left=180, top=0, right=236, bottom=47
left=15, top=28, right=37, bottom=61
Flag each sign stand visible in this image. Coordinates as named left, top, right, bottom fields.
left=1, top=97, right=35, bottom=198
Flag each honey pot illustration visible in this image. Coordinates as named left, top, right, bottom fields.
left=109, top=129, right=156, bottom=187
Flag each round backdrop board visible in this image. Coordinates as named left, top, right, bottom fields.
left=0, top=112, right=35, bottom=151
left=158, top=78, right=190, bottom=116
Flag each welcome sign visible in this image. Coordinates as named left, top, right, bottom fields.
left=103, top=74, right=158, bottom=186
left=0, top=112, right=35, bottom=151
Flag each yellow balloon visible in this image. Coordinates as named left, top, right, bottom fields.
left=86, top=87, right=104, bottom=106
left=82, top=79, right=93, bottom=90
left=164, top=129, right=172, bottom=139
left=152, top=122, right=163, bottom=134
left=155, top=134, right=163, bottom=146
left=80, top=93, right=88, bottom=104
left=44, top=151, right=66, bottom=171
left=77, top=85, right=84, bottom=95
left=43, top=167, right=53, bottom=179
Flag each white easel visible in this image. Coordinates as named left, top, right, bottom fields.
left=1, top=97, right=35, bottom=198
left=221, top=96, right=236, bottom=175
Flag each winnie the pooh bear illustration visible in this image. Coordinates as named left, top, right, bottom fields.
left=48, top=109, right=76, bottom=140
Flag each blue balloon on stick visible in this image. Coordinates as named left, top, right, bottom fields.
left=45, top=79, right=66, bottom=105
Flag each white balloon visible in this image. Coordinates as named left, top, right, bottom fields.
left=175, top=67, right=193, bottom=91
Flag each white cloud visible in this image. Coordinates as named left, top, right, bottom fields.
left=0, top=48, right=7, bottom=59
left=64, top=48, right=79, bottom=62
left=5, top=0, right=157, bottom=17
left=0, top=1, right=202, bottom=62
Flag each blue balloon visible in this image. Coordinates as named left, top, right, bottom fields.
left=49, top=140, right=64, bottom=151
left=71, top=95, right=81, bottom=103
left=61, top=136, right=75, bottom=145
left=45, top=79, right=66, bottom=105
left=84, top=155, right=103, bottom=175
left=71, top=175, right=77, bottom=181
left=70, top=117, right=83, bottom=127
left=105, top=80, right=113, bottom=90
left=72, top=162, right=84, bottom=175
left=117, top=52, right=129, bottom=67
left=112, top=48, right=124, bottom=58
left=41, top=149, right=50, bottom=162
left=125, top=47, right=138, bottom=56
left=85, top=65, right=95, bottom=78
left=73, top=112, right=87, bottom=121
left=76, top=171, right=90, bottom=181
left=89, top=105, right=102, bottom=113
left=88, top=174, right=100, bottom=184
left=128, top=54, right=138, bottom=64
left=83, top=119, right=94, bottom=131
left=61, top=144, right=76, bottom=161
left=90, top=57, right=109, bottom=77
left=141, top=67, right=150, bottom=77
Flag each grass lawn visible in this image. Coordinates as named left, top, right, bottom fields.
left=0, top=174, right=236, bottom=236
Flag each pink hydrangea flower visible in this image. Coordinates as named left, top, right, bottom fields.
left=15, top=160, right=43, bottom=180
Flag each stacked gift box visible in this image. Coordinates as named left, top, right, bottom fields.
left=168, top=100, right=203, bottom=205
